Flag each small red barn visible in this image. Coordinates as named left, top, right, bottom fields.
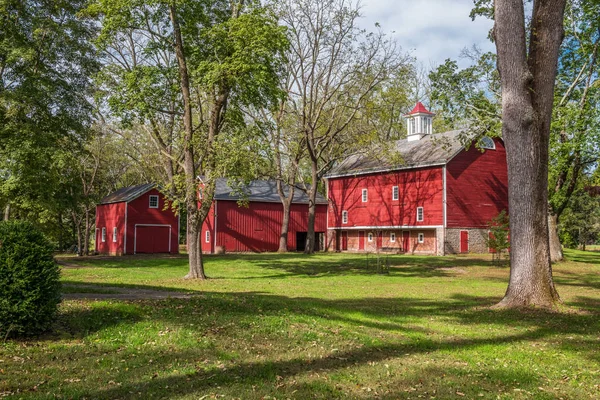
left=326, top=102, right=509, bottom=255
left=201, top=179, right=328, bottom=253
left=95, top=184, right=179, bottom=255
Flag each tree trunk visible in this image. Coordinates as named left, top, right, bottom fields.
left=170, top=5, right=206, bottom=279
left=73, top=213, right=83, bottom=257
left=83, top=208, right=92, bottom=255
left=494, top=0, right=565, bottom=308
left=278, top=195, right=293, bottom=253
left=548, top=212, right=563, bottom=262
left=304, top=162, right=318, bottom=254
left=3, top=203, right=10, bottom=221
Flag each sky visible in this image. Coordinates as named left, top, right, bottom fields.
left=358, top=0, right=495, bottom=70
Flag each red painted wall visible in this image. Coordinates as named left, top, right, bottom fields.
left=201, top=203, right=215, bottom=254
left=328, top=166, right=444, bottom=228
left=201, top=200, right=327, bottom=252
left=95, top=202, right=126, bottom=255
left=446, top=138, right=508, bottom=228
left=126, top=189, right=179, bottom=254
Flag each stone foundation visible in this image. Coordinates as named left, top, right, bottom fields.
left=444, top=228, right=489, bottom=254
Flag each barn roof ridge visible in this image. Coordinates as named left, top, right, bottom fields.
left=326, top=129, right=467, bottom=178
left=99, top=183, right=156, bottom=205
left=213, top=178, right=328, bottom=205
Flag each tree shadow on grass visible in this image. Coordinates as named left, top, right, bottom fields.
left=8, top=291, right=598, bottom=399
left=562, top=249, right=600, bottom=265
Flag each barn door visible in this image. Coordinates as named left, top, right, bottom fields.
left=341, top=231, right=348, bottom=251
left=460, top=230, right=469, bottom=253
left=402, top=231, right=410, bottom=253
left=358, top=231, right=365, bottom=250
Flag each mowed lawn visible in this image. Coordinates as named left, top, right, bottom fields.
left=2, top=251, right=599, bottom=399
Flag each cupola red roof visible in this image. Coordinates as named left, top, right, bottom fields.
left=408, top=101, right=434, bottom=115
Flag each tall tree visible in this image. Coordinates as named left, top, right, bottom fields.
left=90, top=0, right=287, bottom=278
left=548, top=0, right=600, bottom=261
left=277, top=0, right=408, bottom=253
left=493, top=0, right=566, bottom=307
left=0, top=0, right=98, bottom=224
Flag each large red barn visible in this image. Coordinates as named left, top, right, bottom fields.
left=326, top=102, right=509, bottom=255
left=201, top=179, right=328, bottom=253
left=95, top=184, right=179, bottom=255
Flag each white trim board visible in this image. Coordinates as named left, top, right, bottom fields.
left=328, top=225, right=443, bottom=230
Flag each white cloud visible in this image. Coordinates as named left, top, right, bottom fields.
left=357, top=0, right=495, bottom=69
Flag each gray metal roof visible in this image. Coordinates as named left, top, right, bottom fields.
left=214, top=178, right=328, bottom=205
left=99, top=183, right=155, bottom=205
left=326, top=130, right=465, bottom=178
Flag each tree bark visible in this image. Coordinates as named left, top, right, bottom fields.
left=494, top=0, right=565, bottom=308
left=170, top=5, right=206, bottom=279
left=548, top=212, right=563, bottom=263
left=304, top=162, right=318, bottom=254
left=277, top=184, right=294, bottom=253
left=3, top=204, right=9, bottom=221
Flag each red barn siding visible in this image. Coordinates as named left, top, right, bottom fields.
left=95, top=202, right=126, bottom=255
left=126, top=189, right=179, bottom=254
left=201, top=203, right=216, bottom=254
left=202, top=200, right=327, bottom=253
left=328, top=166, right=444, bottom=228
left=446, top=139, right=508, bottom=228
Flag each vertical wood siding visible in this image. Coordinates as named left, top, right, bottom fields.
left=125, top=189, right=179, bottom=254
left=201, top=200, right=327, bottom=253
left=446, top=138, right=508, bottom=228
left=95, top=202, right=126, bottom=255
left=328, top=166, right=444, bottom=228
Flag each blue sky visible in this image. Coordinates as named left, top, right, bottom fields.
left=358, top=0, right=495, bottom=69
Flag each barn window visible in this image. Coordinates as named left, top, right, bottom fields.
left=149, top=195, right=159, bottom=208
left=362, top=189, right=368, bottom=202
left=480, top=136, right=496, bottom=150
left=417, top=207, right=424, bottom=222
left=392, top=186, right=399, bottom=200
left=390, top=232, right=396, bottom=242
left=205, top=230, right=210, bottom=243
left=418, top=233, right=425, bottom=243
left=112, top=227, right=117, bottom=243
left=368, top=232, right=373, bottom=242
left=101, top=227, right=106, bottom=243
left=342, top=210, right=348, bottom=224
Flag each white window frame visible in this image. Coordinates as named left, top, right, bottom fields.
left=101, top=227, right=106, bottom=243
left=417, top=207, right=424, bottom=222
left=362, top=188, right=368, bottom=203
left=205, top=230, right=210, bottom=243
left=418, top=232, right=425, bottom=244
left=390, top=232, right=396, bottom=243
left=342, top=210, right=348, bottom=224
left=112, top=227, right=117, bottom=243
left=367, top=232, right=374, bottom=242
left=149, top=195, right=159, bottom=209
left=392, top=186, right=399, bottom=200
left=480, top=136, right=496, bottom=150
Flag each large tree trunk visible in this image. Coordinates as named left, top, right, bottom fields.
left=548, top=212, right=563, bottom=262
left=278, top=194, right=293, bottom=253
left=494, top=0, right=565, bottom=308
left=304, top=162, right=318, bottom=254
left=170, top=5, right=206, bottom=279
left=3, top=204, right=10, bottom=221
left=83, top=208, right=92, bottom=256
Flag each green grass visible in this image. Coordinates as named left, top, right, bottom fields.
left=2, top=250, right=599, bottom=399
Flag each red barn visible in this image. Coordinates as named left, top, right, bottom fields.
left=201, top=179, right=328, bottom=253
left=95, top=184, right=179, bottom=255
left=326, top=102, right=508, bottom=255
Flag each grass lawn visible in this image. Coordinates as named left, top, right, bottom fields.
left=2, top=250, right=599, bottom=399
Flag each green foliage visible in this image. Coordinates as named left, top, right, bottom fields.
left=428, top=48, right=501, bottom=143
left=559, top=189, right=600, bottom=249
left=486, top=210, right=510, bottom=263
left=0, top=221, right=61, bottom=337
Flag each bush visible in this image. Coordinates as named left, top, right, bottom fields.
left=0, top=221, right=61, bottom=337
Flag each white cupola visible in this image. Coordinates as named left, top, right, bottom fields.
left=404, top=102, right=434, bottom=141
